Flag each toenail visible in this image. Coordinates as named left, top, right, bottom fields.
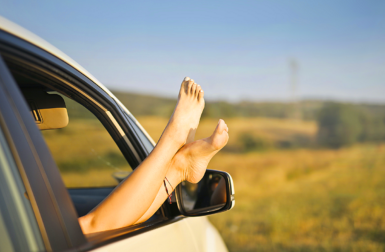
left=184, top=77, right=190, bottom=81
left=191, top=79, right=195, bottom=83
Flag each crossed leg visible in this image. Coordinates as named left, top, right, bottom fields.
left=135, top=118, right=229, bottom=224
left=79, top=77, right=228, bottom=233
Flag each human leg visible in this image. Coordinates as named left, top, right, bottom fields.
left=135, top=119, right=229, bottom=224
left=78, top=77, right=205, bottom=234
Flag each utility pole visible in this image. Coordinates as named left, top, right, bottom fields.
left=290, top=59, right=301, bottom=120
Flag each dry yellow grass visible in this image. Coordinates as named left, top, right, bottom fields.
left=207, top=145, right=385, bottom=251
left=42, top=120, right=123, bottom=162
left=138, top=116, right=385, bottom=251
left=137, top=116, right=317, bottom=147
left=41, top=115, right=385, bottom=251
left=42, top=119, right=132, bottom=188
left=61, top=169, right=125, bottom=188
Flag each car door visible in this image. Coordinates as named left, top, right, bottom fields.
left=0, top=109, right=46, bottom=252
left=0, top=29, right=201, bottom=251
left=0, top=54, right=80, bottom=251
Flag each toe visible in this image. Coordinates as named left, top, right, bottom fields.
left=218, top=119, right=229, bottom=134
left=180, top=77, right=191, bottom=95
left=214, top=119, right=222, bottom=132
left=191, top=83, right=197, bottom=96
left=186, top=81, right=194, bottom=95
left=210, top=119, right=229, bottom=150
left=198, top=89, right=204, bottom=101
left=181, top=77, right=190, bottom=88
left=196, top=85, right=202, bottom=98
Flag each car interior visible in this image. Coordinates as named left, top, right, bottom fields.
left=15, top=76, right=121, bottom=217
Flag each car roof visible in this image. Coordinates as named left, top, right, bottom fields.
left=0, top=16, right=156, bottom=145
left=0, top=17, right=112, bottom=96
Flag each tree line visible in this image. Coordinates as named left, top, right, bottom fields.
left=317, top=102, right=385, bottom=148
left=112, top=91, right=385, bottom=148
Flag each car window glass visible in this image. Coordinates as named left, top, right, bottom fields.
left=0, top=127, right=45, bottom=252
left=41, top=92, right=132, bottom=188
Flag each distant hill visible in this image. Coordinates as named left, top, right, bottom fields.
left=113, top=91, right=177, bottom=117
left=111, top=90, right=385, bottom=120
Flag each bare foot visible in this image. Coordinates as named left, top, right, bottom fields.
left=184, top=78, right=204, bottom=144
left=159, top=77, right=205, bottom=148
left=171, top=119, right=229, bottom=184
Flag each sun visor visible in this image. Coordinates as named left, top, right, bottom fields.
left=22, top=89, right=68, bottom=130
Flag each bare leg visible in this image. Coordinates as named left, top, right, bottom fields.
left=79, top=77, right=204, bottom=234
left=135, top=119, right=229, bottom=224
left=177, top=119, right=229, bottom=183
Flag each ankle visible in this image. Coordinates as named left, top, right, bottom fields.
left=157, top=134, right=185, bottom=153
left=167, top=160, right=185, bottom=186
left=168, top=148, right=191, bottom=184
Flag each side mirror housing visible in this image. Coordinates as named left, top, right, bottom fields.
left=176, top=169, right=235, bottom=216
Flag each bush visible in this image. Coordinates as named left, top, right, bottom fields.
left=239, top=132, right=272, bottom=152
left=317, top=103, right=362, bottom=148
left=359, top=113, right=385, bottom=142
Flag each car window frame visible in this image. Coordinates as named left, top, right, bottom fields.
left=0, top=114, right=45, bottom=252
left=0, top=54, right=76, bottom=251
left=5, top=58, right=142, bottom=174
left=0, top=29, right=186, bottom=251
left=0, top=47, right=145, bottom=167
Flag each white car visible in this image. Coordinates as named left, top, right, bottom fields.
left=0, top=16, right=234, bottom=252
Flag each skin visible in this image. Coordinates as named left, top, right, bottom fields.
left=79, top=77, right=229, bottom=234
left=135, top=118, right=229, bottom=224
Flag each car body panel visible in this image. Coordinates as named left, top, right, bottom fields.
left=0, top=16, right=106, bottom=97
left=184, top=217, right=229, bottom=252
left=90, top=217, right=228, bottom=252
left=91, top=219, right=198, bottom=252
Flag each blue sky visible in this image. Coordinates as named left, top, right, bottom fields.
left=1, top=0, right=384, bottom=102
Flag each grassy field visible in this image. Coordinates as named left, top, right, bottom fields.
left=207, top=145, right=385, bottom=251
left=42, top=114, right=385, bottom=251
left=137, top=116, right=385, bottom=252
left=137, top=116, right=317, bottom=151
left=42, top=119, right=132, bottom=188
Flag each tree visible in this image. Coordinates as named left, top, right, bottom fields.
left=317, top=103, right=362, bottom=148
left=359, top=113, right=385, bottom=142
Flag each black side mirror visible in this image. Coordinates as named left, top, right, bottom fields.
left=176, top=169, right=235, bottom=216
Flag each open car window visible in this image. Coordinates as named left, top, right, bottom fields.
left=4, top=57, right=164, bottom=221
left=0, top=33, right=171, bottom=251
left=41, top=92, right=132, bottom=188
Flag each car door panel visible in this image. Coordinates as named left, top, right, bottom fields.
left=91, top=219, right=198, bottom=252
left=0, top=54, right=86, bottom=250
left=184, top=217, right=229, bottom=252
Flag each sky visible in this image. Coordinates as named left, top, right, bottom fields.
left=1, top=0, right=384, bottom=103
